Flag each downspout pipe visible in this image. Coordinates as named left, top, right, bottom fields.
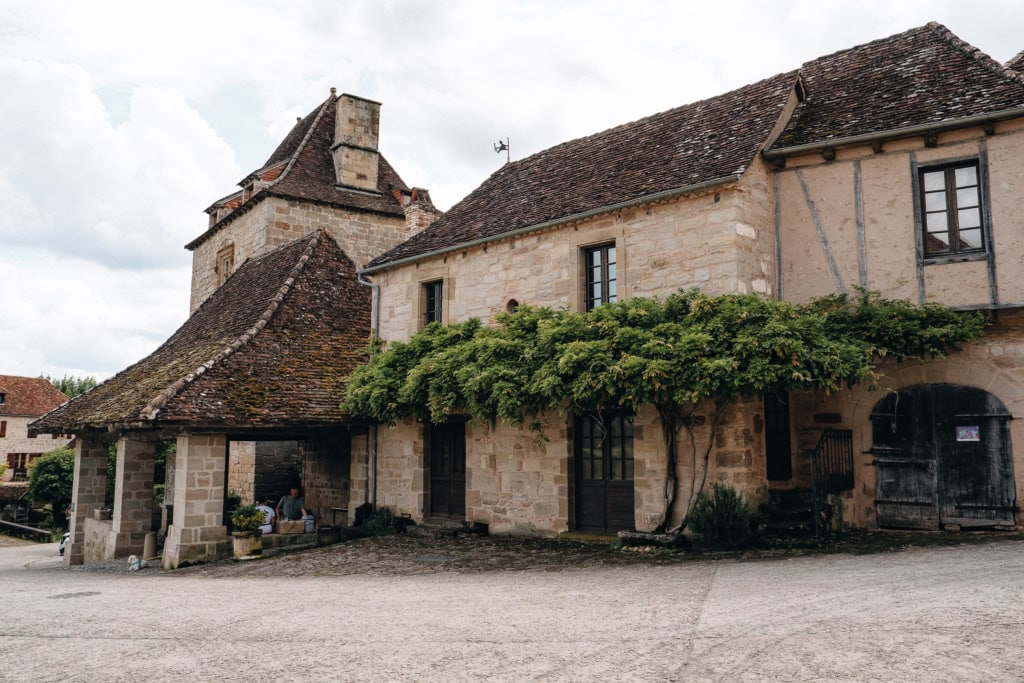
left=356, top=275, right=380, bottom=510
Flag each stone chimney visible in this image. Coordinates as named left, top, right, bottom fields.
left=332, top=93, right=381, bottom=191
left=402, top=188, right=442, bottom=238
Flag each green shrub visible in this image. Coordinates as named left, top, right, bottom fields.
left=230, top=504, right=266, bottom=533
left=153, top=484, right=165, bottom=506
left=27, top=448, right=75, bottom=516
left=687, top=483, right=755, bottom=550
left=360, top=507, right=399, bottom=537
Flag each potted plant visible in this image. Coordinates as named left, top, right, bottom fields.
left=230, top=504, right=266, bottom=558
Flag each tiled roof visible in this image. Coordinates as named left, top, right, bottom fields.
left=187, top=93, right=410, bottom=250
left=366, top=23, right=1024, bottom=271
left=365, top=70, right=799, bottom=269
left=771, top=23, right=1024, bottom=150
left=31, top=232, right=370, bottom=433
left=0, top=376, right=67, bottom=417
left=1008, top=50, right=1024, bottom=76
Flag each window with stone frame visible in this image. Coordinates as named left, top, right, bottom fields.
left=919, top=160, right=987, bottom=258
left=583, top=243, right=617, bottom=311
left=423, top=280, right=443, bottom=326
left=216, top=244, right=236, bottom=287
left=0, top=420, right=6, bottom=437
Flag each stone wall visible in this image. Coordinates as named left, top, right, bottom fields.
left=189, top=195, right=408, bottom=312
left=789, top=310, right=1024, bottom=529
left=302, top=432, right=351, bottom=526
left=226, top=441, right=256, bottom=504
left=255, top=441, right=303, bottom=506
left=0, top=415, right=72, bottom=479
left=375, top=176, right=774, bottom=342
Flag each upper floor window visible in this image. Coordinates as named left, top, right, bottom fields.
left=0, top=420, right=6, bottom=438
left=920, top=161, right=986, bottom=258
left=216, top=244, right=236, bottom=287
left=0, top=392, right=5, bottom=404
left=424, top=280, right=443, bottom=325
left=584, top=243, right=617, bottom=311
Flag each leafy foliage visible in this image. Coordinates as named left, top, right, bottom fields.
left=230, top=504, right=266, bottom=533
left=687, top=483, right=755, bottom=549
left=41, top=374, right=97, bottom=398
left=344, top=290, right=985, bottom=531
left=359, top=507, right=400, bottom=537
left=27, top=447, right=76, bottom=515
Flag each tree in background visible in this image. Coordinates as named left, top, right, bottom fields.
left=27, top=447, right=75, bottom=528
left=41, top=374, right=97, bottom=398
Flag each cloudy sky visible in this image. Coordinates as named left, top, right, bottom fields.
left=1, top=0, right=1021, bottom=381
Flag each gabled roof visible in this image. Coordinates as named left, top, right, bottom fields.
left=1008, top=49, right=1024, bottom=76
left=365, top=70, right=799, bottom=270
left=770, top=22, right=1024, bottom=151
left=187, top=93, right=411, bottom=251
left=31, top=232, right=370, bottom=434
left=0, top=376, right=67, bottom=418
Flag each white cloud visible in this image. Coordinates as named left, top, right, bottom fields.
left=0, top=0, right=1021, bottom=380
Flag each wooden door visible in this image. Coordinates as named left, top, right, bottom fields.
left=871, top=384, right=1015, bottom=529
left=764, top=392, right=793, bottom=481
left=934, top=386, right=1015, bottom=527
left=429, top=422, right=466, bottom=518
left=575, top=414, right=635, bottom=534
left=871, top=386, right=940, bottom=529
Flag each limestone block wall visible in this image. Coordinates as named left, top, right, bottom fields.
left=83, top=517, right=112, bottom=564
left=375, top=418, right=426, bottom=521
left=190, top=195, right=408, bottom=312
left=789, top=310, right=1024, bottom=529
left=109, top=438, right=156, bottom=557
left=776, top=119, right=1024, bottom=307
left=226, top=441, right=256, bottom=503
left=65, top=439, right=109, bottom=566
left=348, top=430, right=369, bottom=524
left=163, top=435, right=229, bottom=569
left=375, top=178, right=774, bottom=343
left=302, top=432, right=351, bottom=525
left=0, top=415, right=71, bottom=477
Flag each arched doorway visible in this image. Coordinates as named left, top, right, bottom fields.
left=870, top=384, right=1016, bottom=529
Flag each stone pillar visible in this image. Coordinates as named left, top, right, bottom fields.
left=163, top=434, right=230, bottom=569
left=64, top=438, right=109, bottom=567
left=105, top=437, right=156, bottom=560
left=349, top=430, right=370, bottom=525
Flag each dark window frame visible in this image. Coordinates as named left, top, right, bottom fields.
left=583, top=243, right=617, bottom=311
left=423, top=279, right=443, bottom=326
left=576, top=412, right=634, bottom=482
left=918, top=159, right=987, bottom=259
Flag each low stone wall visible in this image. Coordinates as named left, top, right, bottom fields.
left=83, top=517, right=112, bottom=564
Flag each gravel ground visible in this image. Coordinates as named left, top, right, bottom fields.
left=2, top=533, right=1023, bottom=681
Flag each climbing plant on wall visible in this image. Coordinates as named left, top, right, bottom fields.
left=344, top=289, right=986, bottom=532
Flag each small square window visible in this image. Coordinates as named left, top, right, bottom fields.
left=583, top=243, right=617, bottom=311
left=919, top=160, right=987, bottom=258
left=423, top=280, right=443, bottom=325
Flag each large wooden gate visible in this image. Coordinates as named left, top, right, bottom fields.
left=575, top=413, right=635, bottom=534
left=429, top=422, right=466, bottom=519
left=870, top=384, right=1015, bottom=529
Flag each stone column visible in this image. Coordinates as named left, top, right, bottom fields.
left=349, top=430, right=369, bottom=525
left=162, top=434, right=230, bottom=569
left=64, top=438, right=109, bottom=567
left=106, top=437, right=156, bottom=560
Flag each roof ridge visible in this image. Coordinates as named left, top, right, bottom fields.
left=926, top=21, right=1024, bottom=86
left=267, top=93, right=335, bottom=190
left=140, top=231, right=323, bottom=420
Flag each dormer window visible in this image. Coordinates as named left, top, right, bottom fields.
left=216, top=244, right=236, bottom=287
left=0, top=392, right=5, bottom=404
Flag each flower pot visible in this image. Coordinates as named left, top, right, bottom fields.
left=232, top=530, right=263, bottom=557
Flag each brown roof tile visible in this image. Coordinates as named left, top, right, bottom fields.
left=188, top=94, right=410, bottom=251
left=1008, top=49, right=1024, bottom=76
left=365, top=70, right=798, bottom=269
left=0, top=376, right=68, bottom=417
left=31, top=232, right=370, bottom=433
left=771, top=23, right=1024, bottom=150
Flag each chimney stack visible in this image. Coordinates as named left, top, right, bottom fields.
left=332, top=93, right=381, bottom=191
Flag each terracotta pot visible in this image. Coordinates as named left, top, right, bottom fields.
left=231, top=530, right=263, bottom=557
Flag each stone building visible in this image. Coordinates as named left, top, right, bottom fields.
left=359, top=23, right=1024, bottom=535
left=32, top=92, right=435, bottom=567
left=0, top=375, right=70, bottom=481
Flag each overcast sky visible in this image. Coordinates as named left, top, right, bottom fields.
left=1, top=0, right=1021, bottom=381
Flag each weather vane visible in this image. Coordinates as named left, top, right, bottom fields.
left=493, top=138, right=510, bottom=164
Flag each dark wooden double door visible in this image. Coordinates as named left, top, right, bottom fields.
left=871, top=384, right=1016, bottom=529
left=575, top=414, right=635, bottom=534
left=429, top=422, right=466, bottom=518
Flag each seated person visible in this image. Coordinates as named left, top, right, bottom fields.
left=255, top=499, right=275, bottom=534
left=276, top=487, right=308, bottom=522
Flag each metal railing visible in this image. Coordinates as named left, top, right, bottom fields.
left=810, top=428, right=854, bottom=538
